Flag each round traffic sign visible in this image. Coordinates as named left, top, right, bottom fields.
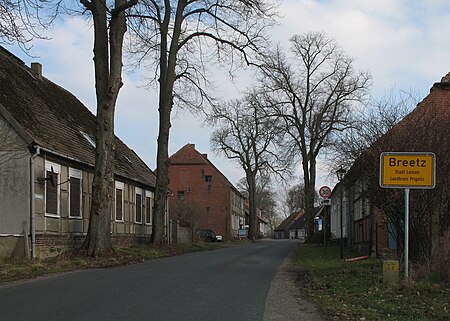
left=319, top=185, right=332, bottom=198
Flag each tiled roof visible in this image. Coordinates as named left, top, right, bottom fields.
left=0, top=46, right=156, bottom=188
left=274, top=210, right=304, bottom=231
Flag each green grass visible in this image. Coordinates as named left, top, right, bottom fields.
left=292, top=244, right=450, bottom=321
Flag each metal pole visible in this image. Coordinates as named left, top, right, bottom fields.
left=340, top=188, right=344, bottom=259
left=404, top=188, right=410, bottom=281
left=323, top=207, right=326, bottom=248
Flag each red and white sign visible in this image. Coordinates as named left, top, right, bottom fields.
left=319, top=185, right=332, bottom=198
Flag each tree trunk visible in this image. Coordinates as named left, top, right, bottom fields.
left=151, top=1, right=185, bottom=244
left=247, top=171, right=257, bottom=240
left=303, top=156, right=317, bottom=241
left=151, top=92, right=172, bottom=244
left=82, top=0, right=128, bottom=256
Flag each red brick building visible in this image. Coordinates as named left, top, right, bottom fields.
left=168, top=144, right=245, bottom=240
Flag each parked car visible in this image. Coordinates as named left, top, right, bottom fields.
left=197, top=229, right=217, bottom=242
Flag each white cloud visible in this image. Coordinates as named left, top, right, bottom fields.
left=33, top=17, right=96, bottom=112
left=276, top=0, right=450, bottom=98
left=5, top=1, right=449, bottom=192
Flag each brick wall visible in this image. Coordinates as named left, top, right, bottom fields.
left=168, top=144, right=240, bottom=239
left=34, top=233, right=151, bottom=258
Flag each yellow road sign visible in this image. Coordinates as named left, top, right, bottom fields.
left=380, top=152, right=436, bottom=188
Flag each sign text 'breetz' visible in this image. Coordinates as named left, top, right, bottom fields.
left=379, top=152, right=436, bottom=189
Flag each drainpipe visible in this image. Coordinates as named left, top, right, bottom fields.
left=30, top=146, right=40, bottom=259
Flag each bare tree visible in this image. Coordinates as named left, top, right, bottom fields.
left=170, top=199, right=204, bottom=229
left=282, top=183, right=318, bottom=214
left=236, top=174, right=276, bottom=209
left=209, top=91, right=285, bottom=239
left=80, top=0, right=138, bottom=256
left=127, top=0, right=278, bottom=244
left=236, top=173, right=279, bottom=228
left=259, top=32, right=371, bottom=240
left=329, top=89, right=417, bottom=172
left=0, top=119, right=27, bottom=164
left=0, top=0, right=57, bottom=51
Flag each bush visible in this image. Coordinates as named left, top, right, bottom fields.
left=431, top=235, right=450, bottom=282
left=308, top=231, right=325, bottom=243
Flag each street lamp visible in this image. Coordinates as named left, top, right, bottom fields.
left=336, top=167, right=346, bottom=259
left=336, top=167, right=346, bottom=181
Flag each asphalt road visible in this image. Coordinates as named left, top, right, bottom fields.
left=0, top=239, right=300, bottom=321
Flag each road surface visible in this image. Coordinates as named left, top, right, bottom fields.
left=0, top=239, right=320, bottom=321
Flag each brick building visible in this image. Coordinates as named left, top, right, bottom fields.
left=168, top=144, right=245, bottom=240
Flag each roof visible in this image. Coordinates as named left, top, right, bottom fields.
left=0, top=46, right=156, bottom=188
left=274, top=210, right=304, bottom=231
left=169, top=143, right=244, bottom=197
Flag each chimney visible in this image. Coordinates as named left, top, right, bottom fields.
left=31, top=62, right=42, bottom=80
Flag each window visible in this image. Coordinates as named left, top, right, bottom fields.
left=115, top=181, right=124, bottom=221
left=177, top=191, right=185, bottom=201
left=45, top=161, right=60, bottom=217
left=135, top=188, right=142, bottom=223
left=145, top=191, right=153, bottom=225
left=69, top=168, right=82, bottom=218
left=204, top=175, right=212, bottom=182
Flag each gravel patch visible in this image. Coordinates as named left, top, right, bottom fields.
left=263, top=258, right=325, bottom=321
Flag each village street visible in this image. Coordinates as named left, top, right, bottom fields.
left=0, top=239, right=317, bottom=321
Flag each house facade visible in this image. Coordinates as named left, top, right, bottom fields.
left=330, top=72, right=450, bottom=258
left=243, top=199, right=271, bottom=238
left=274, top=210, right=303, bottom=239
left=0, top=47, right=168, bottom=259
left=256, top=213, right=270, bottom=238
left=168, top=144, right=245, bottom=240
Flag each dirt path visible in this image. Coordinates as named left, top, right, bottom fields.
left=263, top=258, right=325, bottom=321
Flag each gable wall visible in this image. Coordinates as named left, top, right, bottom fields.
left=168, top=162, right=235, bottom=239
left=0, top=114, right=30, bottom=258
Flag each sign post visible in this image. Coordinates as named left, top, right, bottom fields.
left=380, top=152, right=435, bottom=281
left=319, top=186, right=332, bottom=250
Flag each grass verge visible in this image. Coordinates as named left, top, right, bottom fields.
left=291, top=244, right=450, bottom=321
left=0, top=241, right=238, bottom=284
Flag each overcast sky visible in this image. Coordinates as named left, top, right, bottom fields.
left=6, top=0, right=450, bottom=192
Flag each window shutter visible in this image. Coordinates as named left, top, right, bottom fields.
left=116, top=189, right=123, bottom=220
left=136, top=193, right=142, bottom=223
left=46, top=171, right=58, bottom=214
left=145, top=196, right=152, bottom=224
left=70, top=177, right=81, bottom=217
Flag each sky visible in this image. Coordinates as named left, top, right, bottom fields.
left=5, top=0, right=450, bottom=195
